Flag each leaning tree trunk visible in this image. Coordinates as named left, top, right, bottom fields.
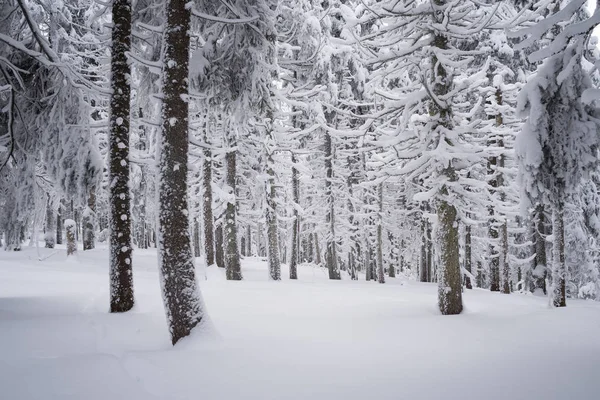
left=202, top=128, right=215, bottom=266
left=224, top=150, right=242, bottom=280
left=376, top=183, right=385, bottom=284
left=45, top=194, right=55, bottom=248
left=552, top=204, right=566, bottom=307
left=157, top=0, right=205, bottom=344
left=324, top=130, right=340, bottom=280
left=289, top=154, right=300, bottom=279
left=109, top=0, right=134, bottom=313
left=265, top=150, right=281, bottom=280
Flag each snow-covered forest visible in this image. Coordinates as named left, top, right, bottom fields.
left=1, top=0, right=600, bottom=399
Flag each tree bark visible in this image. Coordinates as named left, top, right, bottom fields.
left=265, top=151, right=281, bottom=280
left=66, top=219, right=77, bottom=256
left=202, top=129, right=215, bottom=266
left=289, top=154, right=300, bottom=279
left=215, top=223, right=225, bottom=268
left=324, top=131, right=340, bottom=280
left=109, top=0, right=134, bottom=313
left=157, top=0, right=205, bottom=344
left=533, top=204, right=547, bottom=294
left=83, top=188, right=96, bottom=250
left=552, top=205, right=566, bottom=307
left=45, top=194, right=55, bottom=248
left=376, top=183, right=385, bottom=284
left=464, top=222, right=473, bottom=289
left=225, top=150, right=242, bottom=280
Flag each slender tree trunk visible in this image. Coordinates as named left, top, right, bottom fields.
left=56, top=206, right=63, bottom=245
left=420, top=214, right=427, bottom=282
left=202, top=130, right=215, bottom=266
left=500, top=221, right=510, bottom=294
left=225, top=151, right=242, bottom=280
left=83, top=188, right=96, bottom=250
left=246, top=224, right=252, bottom=256
left=376, top=184, right=385, bottom=284
left=215, top=222, right=225, bottom=268
left=193, top=218, right=201, bottom=257
left=265, top=151, right=280, bottom=280
left=533, top=204, right=547, bottom=294
left=45, top=194, right=55, bottom=248
left=157, top=0, right=205, bottom=344
left=465, top=222, right=472, bottom=289
left=290, top=154, right=300, bottom=279
left=426, top=217, right=433, bottom=282
left=109, top=0, right=134, bottom=313
left=552, top=205, right=566, bottom=307
left=324, top=131, right=340, bottom=280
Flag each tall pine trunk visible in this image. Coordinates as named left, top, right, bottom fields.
left=265, top=151, right=281, bottom=280
left=552, top=205, right=566, bottom=307
left=376, top=183, right=385, bottom=284
left=324, top=131, right=340, bottom=279
left=289, top=154, right=300, bottom=279
left=203, top=128, right=215, bottom=266
left=83, top=188, right=95, bottom=250
left=109, top=0, right=134, bottom=313
left=158, top=0, right=205, bottom=344
left=225, top=150, right=242, bottom=280
left=532, top=204, right=547, bottom=294
left=464, top=222, right=473, bottom=289
left=45, top=194, right=55, bottom=248
left=215, top=222, right=225, bottom=268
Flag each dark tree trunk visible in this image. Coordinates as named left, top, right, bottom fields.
left=265, top=151, right=280, bottom=280
left=289, top=154, right=300, bottom=279
left=532, top=204, right=547, bottom=294
left=45, top=194, right=55, bottom=248
left=56, top=206, right=63, bottom=245
left=438, top=184, right=463, bottom=315
left=324, top=131, right=340, bottom=280
left=193, top=218, right=201, bottom=258
left=464, top=223, right=473, bottom=289
left=225, top=151, right=242, bottom=280
left=376, top=184, right=385, bottom=284
left=109, top=0, right=134, bottom=313
left=552, top=205, right=566, bottom=307
left=202, top=130, right=215, bottom=266
left=83, top=188, right=96, bottom=250
left=215, top=223, right=225, bottom=268
left=157, top=0, right=205, bottom=344
left=420, top=213, right=427, bottom=282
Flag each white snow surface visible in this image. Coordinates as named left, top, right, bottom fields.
left=1, top=246, right=599, bottom=400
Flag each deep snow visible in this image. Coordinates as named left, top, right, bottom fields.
left=0, top=245, right=599, bottom=400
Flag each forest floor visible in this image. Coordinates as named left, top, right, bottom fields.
left=0, top=245, right=599, bottom=400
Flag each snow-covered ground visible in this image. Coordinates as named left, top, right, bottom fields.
left=1, top=245, right=599, bottom=400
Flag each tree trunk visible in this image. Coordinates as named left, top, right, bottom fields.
left=193, top=218, right=201, bottom=257
left=426, top=217, right=433, bottom=282
left=65, top=219, right=77, bottom=256
left=83, top=188, right=96, bottom=250
left=56, top=206, right=63, bottom=245
left=533, top=204, right=547, bottom=294
left=109, top=0, right=134, bottom=313
left=464, top=223, right=472, bottom=289
left=437, top=184, right=463, bottom=315
left=265, top=152, right=281, bottom=280
left=289, top=154, right=300, bottom=279
left=157, top=0, right=206, bottom=344
left=324, top=131, right=340, bottom=280
left=45, top=194, right=55, bottom=248
left=500, top=220, right=510, bottom=294
left=225, top=151, right=242, bottom=280
left=314, top=232, right=321, bottom=265
left=202, top=130, right=215, bottom=266
left=420, top=214, right=427, bottom=282
left=376, top=183, right=385, bottom=284
left=215, top=223, right=225, bottom=268
left=552, top=205, right=566, bottom=307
